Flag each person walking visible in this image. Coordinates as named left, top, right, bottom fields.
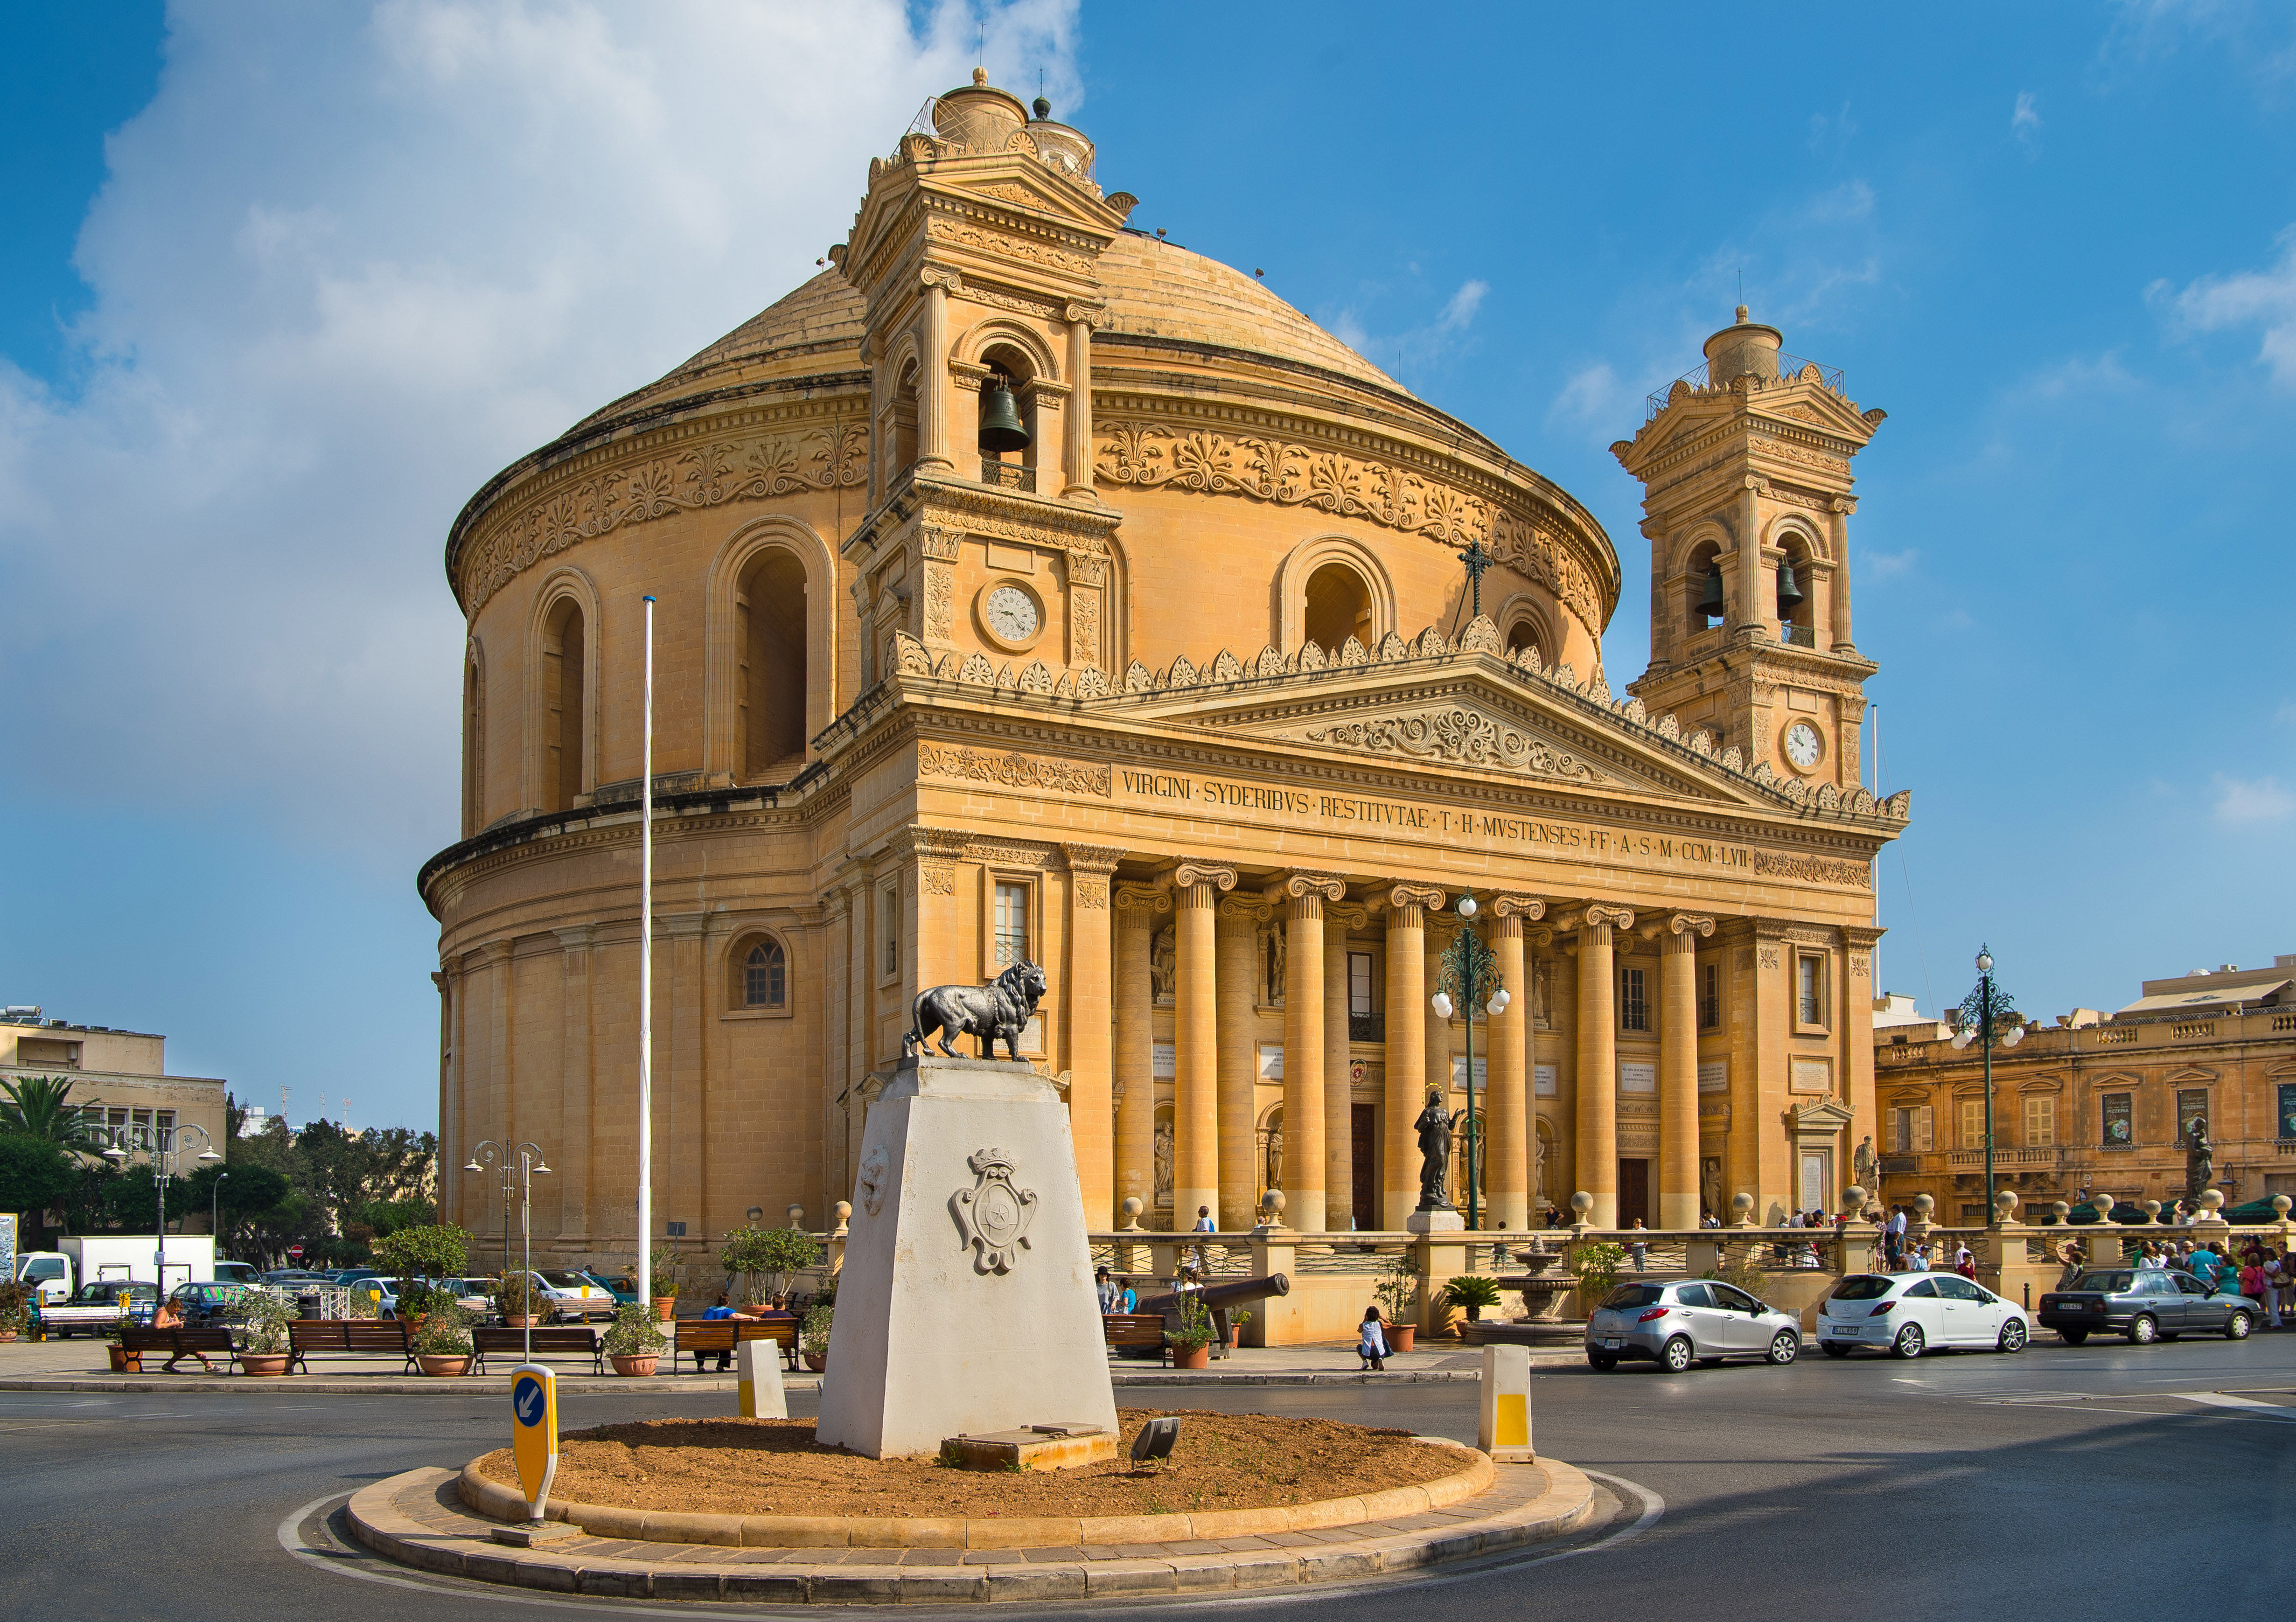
left=1190, top=1205, right=1216, bottom=1275
left=1095, top=1268, right=1120, bottom=1314
left=1358, top=1306, right=1390, bottom=1373
left=1628, top=1219, right=1649, bottom=1271
left=1953, top=1245, right=1977, bottom=1280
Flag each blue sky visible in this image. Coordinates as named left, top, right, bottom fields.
left=3, top=2, right=2292, bottom=1128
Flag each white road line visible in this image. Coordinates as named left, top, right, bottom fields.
left=2166, top=1391, right=2296, bottom=1417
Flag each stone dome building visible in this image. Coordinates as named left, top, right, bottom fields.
left=422, top=72, right=1908, bottom=1282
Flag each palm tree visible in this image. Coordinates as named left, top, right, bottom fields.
left=0, top=1076, right=102, bottom=1152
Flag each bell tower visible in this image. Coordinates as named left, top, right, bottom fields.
left=1611, top=309, right=1887, bottom=792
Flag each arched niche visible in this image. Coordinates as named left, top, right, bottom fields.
left=1274, top=533, right=1397, bottom=656
left=525, top=566, right=602, bottom=813
left=705, top=516, right=838, bottom=784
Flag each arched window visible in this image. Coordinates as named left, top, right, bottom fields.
left=1303, top=561, right=1373, bottom=656
left=1505, top=618, right=1543, bottom=661
left=462, top=649, right=485, bottom=837
left=891, top=358, right=919, bottom=475
left=1685, top=540, right=1726, bottom=638
left=1776, top=534, right=1816, bottom=645
left=744, top=939, right=786, bottom=1010
left=542, top=598, right=585, bottom=812
left=737, top=549, right=808, bottom=779
left=976, top=343, right=1041, bottom=492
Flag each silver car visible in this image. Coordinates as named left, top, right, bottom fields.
left=1586, top=1280, right=1802, bottom=1372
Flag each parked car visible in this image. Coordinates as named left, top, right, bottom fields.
left=488, top=1270, right=618, bottom=1322
left=165, top=1282, right=248, bottom=1327
left=359, top=1277, right=490, bottom=1319
left=1817, top=1273, right=2033, bottom=1359
left=1586, top=1280, right=1802, bottom=1372
left=2037, top=1268, right=2257, bottom=1345
left=211, top=1262, right=262, bottom=1287
left=41, top=1280, right=159, bottom=1335
left=262, top=1269, right=335, bottom=1287
left=582, top=1270, right=641, bottom=1308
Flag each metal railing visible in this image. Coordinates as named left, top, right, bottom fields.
left=1781, top=623, right=1817, bottom=648
left=979, top=459, right=1036, bottom=492
left=1644, top=353, right=1848, bottom=421
left=1348, top=1012, right=1385, bottom=1042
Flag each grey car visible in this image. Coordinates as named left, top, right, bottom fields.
left=2036, top=1268, right=2259, bottom=1345
left=1586, top=1280, right=1802, bottom=1372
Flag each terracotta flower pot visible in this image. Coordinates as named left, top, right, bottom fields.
left=652, top=1296, right=676, bottom=1322
left=1387, top=1323, right=1416, bottom=1353
left=240, top=1353, right=291, bottom=1377
left=0, top=1329, right=19, bottom=1343
left=503, top=1314, right=540, bottom=1328
left=417, top=1354, right=472, bottom=1377
left=108, top=1344, right=141, bottom=1374
left=610, top=1354, right=659, bottom=1377
left=1171, top=1341, right=1211, bottom=1370
left=803, top=1351, right=828, bottom=1372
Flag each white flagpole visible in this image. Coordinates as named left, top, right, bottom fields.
left=637, top=594, right=655, bottom=1315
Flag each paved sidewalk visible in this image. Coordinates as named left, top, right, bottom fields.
left=0, top=1337, right=1582, bottom=1396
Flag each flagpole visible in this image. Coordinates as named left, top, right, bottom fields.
left=637, top=594, right=655, bottom=1316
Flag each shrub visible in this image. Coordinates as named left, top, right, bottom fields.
left=1372, top=1252, right=1419, bottom=1321
left=648, top=1248, right=681, bottom=1298
left=800, top=1303, right=834, bottom=1354
left=1702, top=1251, right=1772, bottom=1297
left=410, top=1301, right=474, bottom=1358
left=0, top=1278, right=31, bottom=1333
left=372, top=1224, right=470, bottom=1280
left=1166, top=1290, right=1215, bottom=1349
left=496, top=1272, right=540, bottom=1319
left=721, top=1226, right=822, bottom=1303
left=603, top=1302, right=667, bottom=1358
left=1441, top=1274, right=1503, bottom=1311
left=1573, top=1242, right=1629, bottom=1303
left=236, top=1289, right=295, bottom=1355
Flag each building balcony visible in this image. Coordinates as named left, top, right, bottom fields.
left=1781, top=623, right=1817, bottom=649
left=1945, top=1147, right=2061, bottom=1169
left=1349, top=1012, right=1384, bottom=1042
left=979, top=459, right=1037, bottom=493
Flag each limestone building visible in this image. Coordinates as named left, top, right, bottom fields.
left=1875, top=956, right=2296, bottom=1222
left=421, top=72, right=1909, bottom=1262
left=0, top=1007, right=229, bottom=1157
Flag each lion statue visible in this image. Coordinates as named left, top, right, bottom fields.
left=905, top=960, right=1049, bottom=1061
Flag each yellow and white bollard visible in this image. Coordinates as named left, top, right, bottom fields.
left=737, top=1336, right=787, bottom=1419
left=1478, top=1342, right=1534, bottom=1462
left=510, top=1363, right=560, bottom=1520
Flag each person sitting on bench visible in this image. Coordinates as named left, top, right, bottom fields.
left=152, top=1297, right=215, bottom=1373
left=701, top=1293, right=764, bottom=1370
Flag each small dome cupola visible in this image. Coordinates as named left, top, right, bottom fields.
left=931, top=67, right=1031, bottom=152
left=1703, top=304, right=1784, bottom=387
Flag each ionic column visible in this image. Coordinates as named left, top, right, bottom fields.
left=919, top=270, right=957, bottom=470
left=1383, top=884, right=1446, bottom=1228
left=1171, top=863, right=1234, bottom=1231
left=1829, top=498, right=1855, bottom=652
left=1737, top=474, right=1768, bottom=637
left=1279, top=874, right=1343, bottom=1233
left=1216, top=892, right=1268, bottom=1232
left=1487, top=896, right=1545, bottom=1230
left=1113, top=883, right=1169, bottom=1226
left=1660, top=914, right=1715, bottom=1230
left=1063, top=846, right=1125, bottom=1229
left=1324, top=902, right=1366, bottom=1231
left=1574, top=904, right=1635, bottom=1229
left=1063, top=302, right=1100, bottom=502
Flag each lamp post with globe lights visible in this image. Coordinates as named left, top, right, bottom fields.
left=99, top=1119, right=222, bottom=1296
left=1949, top=945, right=2024, bottom=1223
left=1429, top=893, right=1511, bottom=1230
left=464, top=1139, right=550, bottom=1360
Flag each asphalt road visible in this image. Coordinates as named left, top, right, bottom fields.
left=9, top=1330, right=2296, bottom=1621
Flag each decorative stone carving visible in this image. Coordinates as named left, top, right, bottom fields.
left=1076, top=665, right=1112, bottom=699
left=1210, top=649, right=1245, bottom=683
left=1303, top=708, right=1600, bottom=779
left=1338, top=635, right=1369, bottom=667
left=1017, top=659, right=1055, bottom=695
left=917, top=743, right=1112, bottom=797
left=952, top=1146, right=1038, bottom=1275
left=1657, top=715, right=1681, bottom=740
left=857, top=1142, right=890, bottom=1218
left=957, top=651, right=995, bottom=685
left=1750, top=851, right=1871, bottom=888
left=1123, top=659, right=1153, bottom=693
left=1459, top=614, right=1504, bottom=654
left=1377, top=632, right=1408, bottom=663
left=1255, top=645, right=1287, bottom=678
left=1167, top=654, right=1198, bottom=688
left=1296, top=640, right=1327, bottom=672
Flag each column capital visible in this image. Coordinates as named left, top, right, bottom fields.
left=1171, top=861, right=1238, bottom=896
left=472, top=939, right=513, bottom=966
left=1561, top=903, right=1632, bottom=939
left=1490, top=893, right=1546, bottom=920
left=1841, top=923, right=1887, bottom=949
left=1113, top=882, right=1172, bottom=918
left=1216, top=893, right=1272, bottom=928
left=1381, top=882, right=1446, bottom=926
left=1327, top=901, right=1370, bottom=931
left=1064, top=300, right=1109, bottom=327
left=1060, top=843, right=1126, bottom=875
left=1664, top=912, right=1717, bottom=950
left=553, top=924, right=599, bottom=952
left=1278, top=870, right=1347, bottom=905
left=920, top=266, right=964, bottom=293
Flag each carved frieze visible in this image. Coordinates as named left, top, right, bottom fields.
left=1751, top=851, right=1872, bottom=889
left=918, top=743, right=1112, bottom=798
left=1302, top=707, right=1601, bottom=781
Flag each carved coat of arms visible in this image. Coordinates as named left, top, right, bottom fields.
left=951, top=1147, right=1037, bottom=1274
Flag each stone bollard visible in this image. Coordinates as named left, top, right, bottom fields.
left=828, top=1201, right=852, bottom=1275
left=738, top=1336, right=787, bottom=1419
left=1838, top=1186, right=1876, bottom=1276
left=1478, top=1342, right=1534, bottom=1463
left=2085, top=1194, right=2123, bottom=1265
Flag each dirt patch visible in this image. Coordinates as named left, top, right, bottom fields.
left=473, top=1409, right=1460, bottom=1519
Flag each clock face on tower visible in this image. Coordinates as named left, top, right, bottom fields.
left=982, top=582, right=1041, bottom=647
left=1783, top=721, right=1823, bottom=773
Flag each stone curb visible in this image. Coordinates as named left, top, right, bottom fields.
left=345, top=1455, right=1596, bottom=1603
left=457, top=1439, right=1494, bottom=1549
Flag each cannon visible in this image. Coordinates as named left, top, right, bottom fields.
left=1121, top=1274, right=1290, bottom=1360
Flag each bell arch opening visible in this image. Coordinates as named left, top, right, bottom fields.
left=541, top=598, right=585, bottom=812
left=738, top=549, right=809, bottom=779
left=1685, top=538, right=1727, bottom=637
left=1776, top=532, right=1816, bottom=644
left=1303, top=561, right=1373, bottom=657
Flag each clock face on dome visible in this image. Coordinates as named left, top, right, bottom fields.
left=1784, top=721, right=1823, bottom=772
left=984, top=584, right=1039, bottom=644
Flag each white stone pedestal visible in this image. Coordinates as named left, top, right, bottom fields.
left=814, top=1055, right=1117, bottom=1459
left=1407, top=1207, right=1466, bottom=1234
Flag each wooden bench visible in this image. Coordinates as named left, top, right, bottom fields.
left=1102, top=1313, right=1171, bottom=1365
left=285, top=1318, right=415, bottom=1375
left=672, top=1318, right=799, bottom=1374
left=120, top=1325, right=238, bottom=1374
left=471, top=1325, right=604, bottom=1376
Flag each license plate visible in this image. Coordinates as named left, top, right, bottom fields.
left=1601, top=1338, right=1624, bottom=1350
left=1837, top=1325, right=1861, bottom=1336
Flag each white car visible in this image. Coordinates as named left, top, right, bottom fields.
left=498, top=1269, right=618, bottom=1322
left=1817, top=1272, right=2033, bottom=1359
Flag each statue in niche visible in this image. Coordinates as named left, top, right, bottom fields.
left=1533, top=1126, right=1549, bottom=1206
left=1531, top=960, right=1552, bottom=1029
left=1701, top=1157, right=1723, bottom=1222
left=1414, top=1087, right=1465, bottom=1211
left=1261, top=920, right=1288, bottom=1006
left=1853, top=1134, right=1879, bottom=1193
left=1264, top=1119, right=1283, bottom=1193
left=1150, top=926, right=1176, bottom=1005
left=2185, top=1116, right=2213, bottom=1206
left=1153, top=1118, right=1175, bottom=1205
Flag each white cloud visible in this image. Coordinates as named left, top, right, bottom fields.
left=2012, top=91, right=2042, bottom=147
left=2157, top=226, right=2296, bottom=387
left=1862, top=547, right=1918, bottom=580
left=1324, top=276, right=1492, bottom=388
left=1545, top=363, right=1632, bottom=430
left=0, top=0, right=1079, bottom=867
left=1438, top=279, right=1489, bottom=332
left=2018, top=350, right=2139, bottom=400
left=2213, top=773, right=2295, bottom=824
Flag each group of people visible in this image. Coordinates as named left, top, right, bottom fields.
left=2050, top=1236, right=2290, bottom=1325
left=699, top=1292, right=797, bottom=1370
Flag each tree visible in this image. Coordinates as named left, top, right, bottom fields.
left=372, top=1223, right=470, bottom=1280
left=0, top=1077, right=100, bottom=1152
left=720, top=1226, right=822, bottom=1304
left=0, top=1134, right=78, bottom=1244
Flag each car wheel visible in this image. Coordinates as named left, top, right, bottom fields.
left=2227, top=1311, right=2253, bottom=1341
left=1821, top=1342, right=1853, bottom=1358
left=1998, top=1318, right=2028, bottom=1354
left=1767, top=1331, right=1799, bottom=1365
left=2128, top=1313, right=2158, bottom=1346
left=1890, top=1323, right=1927, bottom=1360
left=1587, top=1351, right=1618, bottom=1372
left=2058, top=1329, right=2088, bottom=1345
left=1661, top=1335, right=1695, bottom=1373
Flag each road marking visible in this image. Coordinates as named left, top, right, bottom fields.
left=2166, top=1391, right=2296, bottom=1417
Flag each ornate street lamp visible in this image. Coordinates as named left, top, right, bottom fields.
left=100, top=1119, right=222, bottom=1294
left=1429, top=894, right=1512, bottom=1230
left=1949, top=945, right=2023, bottom=1222
left=464, top=1139, right=552, bottom=1361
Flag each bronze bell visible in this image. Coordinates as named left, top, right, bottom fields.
left=1775, top=558, right=1805, bottom=614
left=1696, top=563, right=1726, bottom=622
left=977, top=379, right=1029, bottom=454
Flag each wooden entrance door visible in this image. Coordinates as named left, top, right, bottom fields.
left=1617, top=1158, right=1650, bottom=1228
left=1351, top=1104, right=1377, bottom=1230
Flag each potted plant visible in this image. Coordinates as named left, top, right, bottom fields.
left=411, top=1301, right=475, bottom=1376
left=800, top=1303, right=833, bottom=1372
left=102, top=1320, right=139, bottom=1374
left=496, top=1271, right=541, bottom=1328
left=1165, top=1290, right=1215, bottom=1370
left=603, top=1303, right=667, bottom=1376
left=0, top=1279, right=31, bottom=1345
left=1572, top=1242, right=1628, bottom=1318
left=1374, top=1254, right=1419, bottom=1352
left=1226, top=1306, right=1252, bottom=1348
left=1441, top=1274, right=1503, bottom=1324
left=372, top=1224, right=470, bottom=1332
left=236, top=1289, right=295, bottom=1377
left=649, top=1250, right=681, bottom=1321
